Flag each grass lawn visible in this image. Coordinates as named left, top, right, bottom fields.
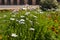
left=0, top=10, right=60, bottom=40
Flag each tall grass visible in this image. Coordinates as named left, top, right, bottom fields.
left=0, top=10, right=60, bottom=40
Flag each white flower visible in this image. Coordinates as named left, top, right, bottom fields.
left=20, top=16, right=25, bottom=18
left=29, top=20, right=33, bottom=25
left=25, top=12, right=30, bottom=15
left=46, top=14, right=51, bottom=17
left=40, top=11, right=44, bottom=14
left=19, top=19, right=25, bottom=22
left=16, top=19, right=19, bottom=22
left=47, top=9, right=51, bottom=11
left=19, top=19, right=25, bottom=24
left=22, top=8, right=27, bottom=10
left=10, top=18, right=15, bottom=21
left=37, top=10, right=42, bottom=12
left=29, top=28, right=35, bottom=31
left=12, top=9, right=19, bottom=14
left=3, top=15, right=7, bottom=17
left=36, top=22, right=39, bottom=24
left=11, top=15, right=16, bottom=17
left=33, top=15, right=37, bottom=18
left=19, top=22, right=25, bottom=24
left=11, top=33, right=18, bottom=37
left=26, top=18, right=29, bottom=20
left=56, top=9, right=60, bottom=11
left=51, top=8, right=55, bottom=11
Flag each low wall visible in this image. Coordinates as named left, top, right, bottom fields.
left=0, top=5, right=39, bottom=10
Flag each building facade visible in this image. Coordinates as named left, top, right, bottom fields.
left=0, top=0, right=40, bottom=5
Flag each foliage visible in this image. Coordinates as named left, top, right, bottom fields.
left=0, top=10, right=60, bottom=40
left=40, top=0, right=58, bottom=11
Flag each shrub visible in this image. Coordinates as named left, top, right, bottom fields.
left=40, top=0, right=58, bottom=11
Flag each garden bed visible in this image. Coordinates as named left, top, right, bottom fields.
left=0, top=10, right=60, bottom=40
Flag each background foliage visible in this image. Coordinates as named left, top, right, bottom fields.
left=40, top=0, right=59, bottom=11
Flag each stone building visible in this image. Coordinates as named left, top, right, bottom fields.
left=0, top=0, right=40, bottom=5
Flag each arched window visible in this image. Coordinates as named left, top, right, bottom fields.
left=28, top=0, right=32, bottom=5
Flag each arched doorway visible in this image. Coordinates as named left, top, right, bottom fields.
left=7, top=0, right=10, bottom=5
left=1, top=0, right=11, bottom=5
left=36, top=0, right=40, bottom=5
left=20, top=0, right=24, bottom=5
left=2, top=0, right=4, bottom=5
left=13, top=0, right=17, bottom=5
left=28, top=0, right=32, bottom=5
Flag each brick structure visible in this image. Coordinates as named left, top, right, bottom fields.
left=0, top=0, right=2, bottom=5
left=0, top=0, right=40, bottom=5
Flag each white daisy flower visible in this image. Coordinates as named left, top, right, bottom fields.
left=29, top=28, right=35, bottom=31
left=47, top=9, right=51, bottom=11
left=10, top=18, right=15, bottom=21
left=51, top=8, right=55, bottom=11
left=3, top=15, right=7, bottom=17
left=19, top=19, right=25, bottom=22
left=26, top=18, right=29, bottom=20
left=19, top=19, right=25, bottom=24
left=19, top=22, right=25, bottom=24
left=46, top=13, right=51, bottom=17
left=37, top=10, right=42, bottom=12
left=12, top=9, right=19, bottom=14
left=56, top=9, right=60, bottom=11
left=33, top=15, right=37, bottom=18
left=11, top=15, right=16, bottom=17
left=29, top=20, right=33, bottom=25
left=22, top=8, right=27, bottom=10
left=25, top=12, right=30, bottom=15
left=16, top=19, right=19, bottom=22
left=20, top=16, right=25, bottom=18
left=36, top=22, right=39, bottom=25
left=11, top=33, right=18, bottom=37
left=40, top=11, right=44, bottom=14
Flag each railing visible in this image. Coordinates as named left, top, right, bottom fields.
left=0, top=0, right=39, bottom=5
